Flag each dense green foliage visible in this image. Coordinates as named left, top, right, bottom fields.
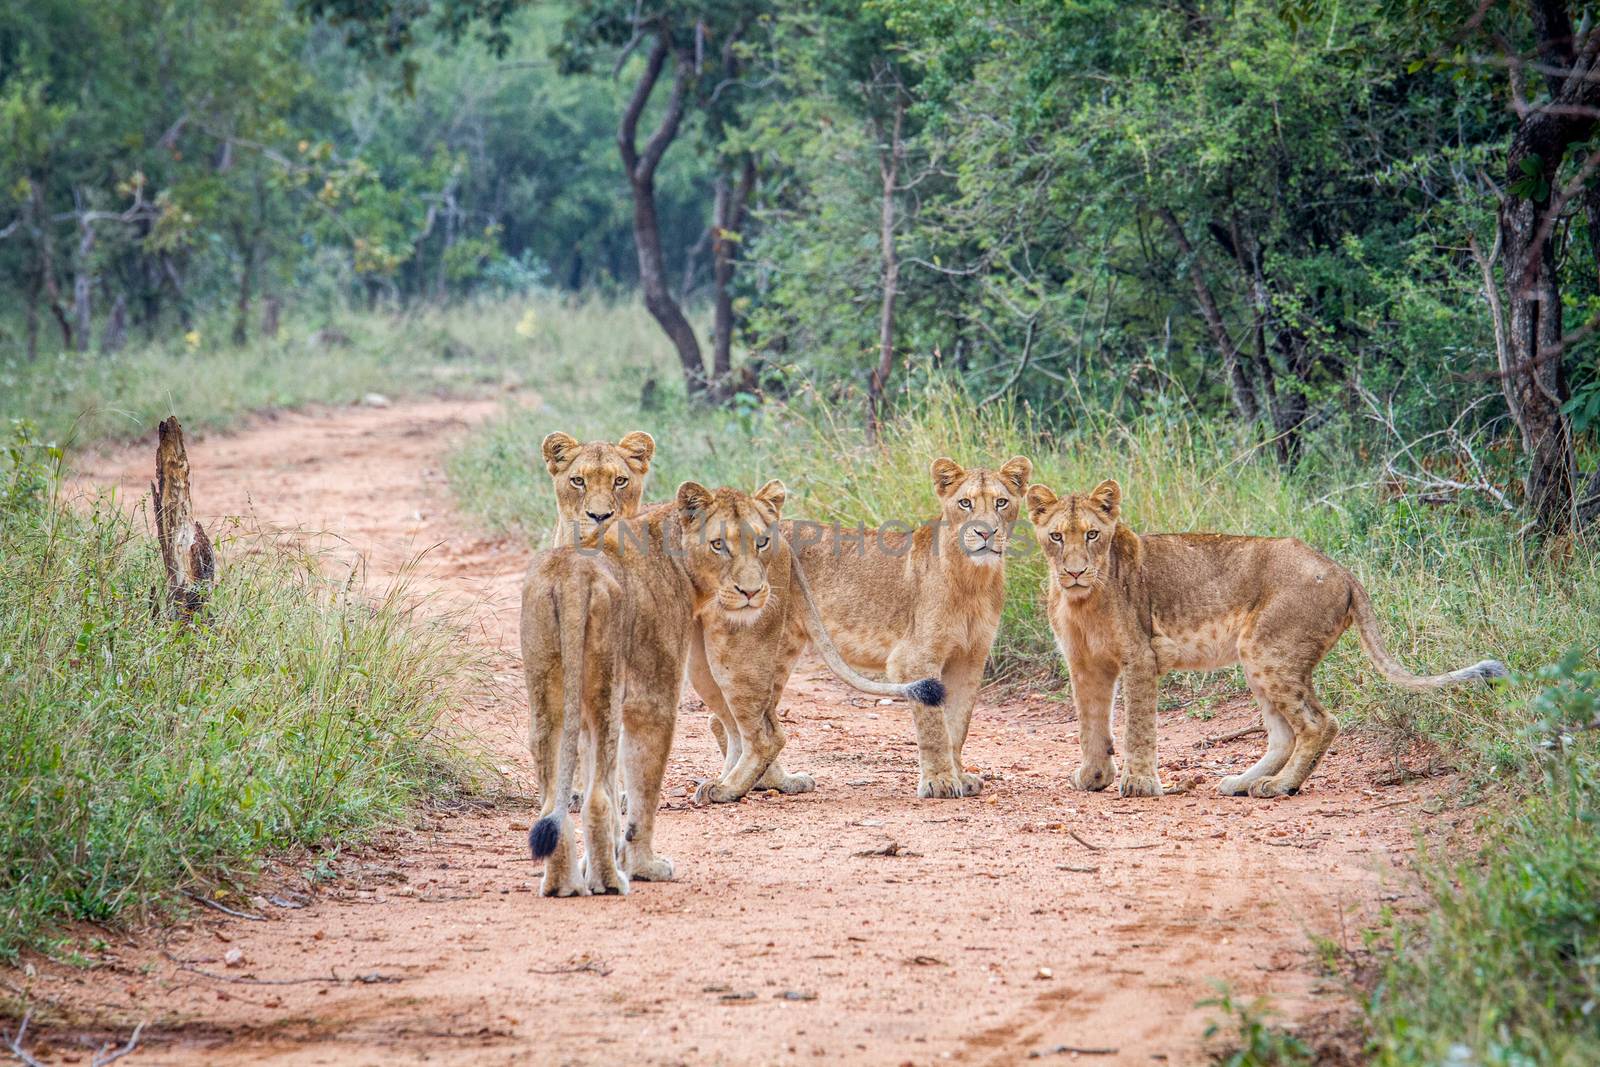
left=0, top=2, right=709, bottom=359
left=0, top=425, right=476, bottom=958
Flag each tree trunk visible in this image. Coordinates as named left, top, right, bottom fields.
left=262, top=295, right=281, bottom=339
left=232, top=230, right=257, bottom=346
left=1488, top=0, right=1599, bottom=533
left=710, top=154, right=757, bottom=395
left=1500, top=192, right=1575, bottom=530
left=72, top=199, right=95, bottom=353
left=102, top=293, right=128, bottom=354
left=866, top=97, right=905, bottom=444
left=1155, top=206, right=1258, bottom=422
left=30, top=185, right=73, bottom=350
left=25, top=263, right=41, bottom=362
left=618, top=35, right=707, bottom=397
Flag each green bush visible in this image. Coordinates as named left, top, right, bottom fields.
left=0, top=429, right=477, bottom=958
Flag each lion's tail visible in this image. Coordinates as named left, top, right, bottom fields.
left=530, top=569, right=592, bottom=860
left=1347, top=577, right=1507, bottom=691
left=785, top=549, right=945, bottom=707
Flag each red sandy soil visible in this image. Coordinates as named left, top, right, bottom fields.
left=7, top=398, right=1464, bottom=1065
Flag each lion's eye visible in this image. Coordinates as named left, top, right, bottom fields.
left=1049, top=531, right=1063, bottom=544
left=755, top=537, right=769, bottom=550
left=614, top=476, right=628, bottom=488
left=710, top=539, right=725, bottom=553
left=996, top=499, right=1008, bottom=509
left=1086, top=530, right=1099, bottom=542
left=958, top=499, right=973, bottom=510
left=570, top=476, right=585, bottom=489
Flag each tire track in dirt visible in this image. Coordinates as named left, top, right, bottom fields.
left=13, top=398, right=1453, bottom=1064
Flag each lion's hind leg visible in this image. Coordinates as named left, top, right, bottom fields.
left=621, top=693, right=677, bottom=883
left=580, top=624, right=628, bottom=895
left=1218, top=684, right=1295, bottom=797
left=1247, top=683, right=1338, bottom=798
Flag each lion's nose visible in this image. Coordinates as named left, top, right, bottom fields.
left=585, top=510, right=614, bottom=523
left=1064, top=569, right=1085, bottom=579
left=975, top=526, right=993, bottom=541
left=734, top=584, right=762, bottom=600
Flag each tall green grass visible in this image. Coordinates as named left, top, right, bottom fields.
left=1364, top=655, right=1600, bottom=1066
left=0, top=431, right=479, bottom=958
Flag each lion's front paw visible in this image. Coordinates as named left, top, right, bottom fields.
left=540, top=872, right=590, bottom=898
left=693, top=779, right=744, bottom=805
left=757, top=768, right=816, bottom=794
left=958, top=771, right=983, bottom=796
left=1217, top=774, right=1251, bottom=796
left=1072, top=759, right=1117, bottom=792
left=625, top=854, right=676, bottom=882
left=582, top=858, right=629, bottom=897
left=918, top=771, right=965, bottom=799
left=1247, top=775, right=1299, bottom=799
left=1116, top=770, right=1164, bottom=798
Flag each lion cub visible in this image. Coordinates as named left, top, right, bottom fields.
left=1026, top=479, right=1506, bottom=798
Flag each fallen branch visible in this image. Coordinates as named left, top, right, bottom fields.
left=529, top=960, right=612, bottom=977
left=183, top=891, right=266, bottom=922
left=1198, top=722, right=1265, bottom=748
left=4, top=1012, right=45, bottom=1067
left=1069, top=831, right=1159, bottom=852
left=853, top=841, right=921, bottom=858
left=164, top=946, right=399, bottom=986
left=91, top=1021, right=146, bottom=1067
left=1030, top=1045, right=1119, bottom=1058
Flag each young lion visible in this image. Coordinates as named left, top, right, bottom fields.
left=696, top=455, right=1034, bottom=801
left=1025, top=479, right=1507, bottom=798
left=540, top=430, right=655, bottom=548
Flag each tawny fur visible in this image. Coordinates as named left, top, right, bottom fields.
left=541, top=430, right=655, bottom=548
left=1025, top=478, right=1507, bottom=799
left=699, top=455, right=1034, bottom=801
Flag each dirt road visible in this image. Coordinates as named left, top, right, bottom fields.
left=18, top=398, right=1449, bottom=1064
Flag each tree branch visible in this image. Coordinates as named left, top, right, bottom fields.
left=617, top=35, right=670, bottom=181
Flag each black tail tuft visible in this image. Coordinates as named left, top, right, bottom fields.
left=529, top=816, right=561, bottom=860
left=906, top=677, right=946, bottom=707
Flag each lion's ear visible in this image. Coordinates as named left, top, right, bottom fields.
left=999, top=455, right=1033, bottom=495
left=1025, top=483, right=1058, bottom=524
left=1088, top=478, right=1122, bottom=520
left=676, top=481, right=715, bottom=525
left=618, top=430, right=655, bottom=473
left=753, top=479, right=786, bottom=518
left=930, top=458, right=965, bottom=498
left=542, top=431, right=580, bottom=475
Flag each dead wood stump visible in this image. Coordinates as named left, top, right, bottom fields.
left=152, top=416, right=214, bottom=620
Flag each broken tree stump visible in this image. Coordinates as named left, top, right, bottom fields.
left=152, top=416, right=215, bottom=620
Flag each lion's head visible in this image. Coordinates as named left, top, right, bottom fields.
left=1025, top=478, right=1122, bottom=598
left=673, top=479, right=787, bottom=625
left=929, top=455, right=1033, bottom=567
left=542, top=430, right=655, bottom=543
